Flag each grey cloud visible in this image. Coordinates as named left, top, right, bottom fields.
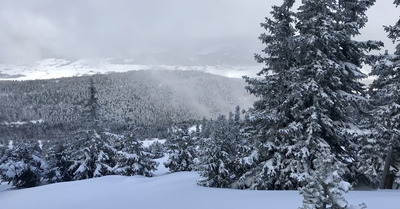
left=0, top=0, right=398, bottom=65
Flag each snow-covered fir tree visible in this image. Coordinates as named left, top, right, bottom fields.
left=68, top=130, right=118, bottom=180
left=242, top=0, right=381, bottom=195
left=46, top=142, right=76, bottom=183
left=114, top=133, right=158, bottom=177
left=146, top=140, right=165, bottom=159
left=354, top=126, right=384, bottom=187
left=368, top=0, right=400, bottom=189
left=164, top=125, right=198, bottom=172
left=83, top=78, right=101, bottom=129
left=197, top=115, right=241, bottom=188
left=65, top=76, right=120, bottom=180
left=200, top=117, right=212, bottom=138
left=0, top=142, right=48, bottom=188
left=299, top=141, right=353, bottom=209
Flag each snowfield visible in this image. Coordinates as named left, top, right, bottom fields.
left=0, top=58, right=262, bottom=80
left=0, top=169, right=399, bottom=209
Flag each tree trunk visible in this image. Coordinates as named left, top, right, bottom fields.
left=380, top=146, right=393, bottom=189
left=385, top=174, right=395, bottom=189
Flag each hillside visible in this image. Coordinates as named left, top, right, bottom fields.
left=0, top=69, right=254, bottom=139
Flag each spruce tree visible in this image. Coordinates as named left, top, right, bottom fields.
left=164, top=125, right=198, bottom=172
left=299, top=141, right=352, bottom=209
left=241, top=0, right=298, bottom=190
left=46, top=142, right=75, bottom=183
left=198, top=115, right=240, bottom=188
left=243, top=0, right=381, bottom=195
left=234, top=105, right=241, bottom=124
left=114, top=133, right=158, bottom=177
left=0, top=142, right=48, bottom=188
left=368, top=0, right=400, bottom=189
left=83, top=78, right=100, bottom=129
left=68, top=130, right=117, bottom=180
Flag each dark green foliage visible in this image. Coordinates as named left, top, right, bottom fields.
left=200, top=117, right=212, bottom=138
left=384, top=0, right=400, bottom=42
left=83, top=78, right=100, bottom=128
left=367, top=1, right=400, bottom=189
left=197, top=115, right=244, bottom=188
left=299, top=141, right=351, bottom=209
left=164, top=125, right=198, bottom=172
left=0, top=142, right=47, bottom=188
left=243, top=0, right=381, bottom=191
left=114, top=133, right=158, bottom=177
left=0, top=70, right=253, bottom=141
left=46, top=143, right=77, bottom=183
left=146, top=141, right=165, bottom=159
left=68, top=130, right=118, bottom=180
left=14, top=169, right=40, bottom=188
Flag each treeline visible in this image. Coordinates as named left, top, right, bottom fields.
left=0, top=106, right=247, bottom=189
left=0, top=70, right=253, bottom=140
left=0, top=129, right=159, bottom=188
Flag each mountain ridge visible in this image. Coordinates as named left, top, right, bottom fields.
left=0, top=58, right=262, bottom=81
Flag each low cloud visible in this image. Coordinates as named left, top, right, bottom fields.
left=0, top=0, right=397, bottom=65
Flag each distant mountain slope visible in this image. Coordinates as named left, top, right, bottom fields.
left=0, top=70, right=255, bottom=128
left=0, top=58, right=261, bottom=80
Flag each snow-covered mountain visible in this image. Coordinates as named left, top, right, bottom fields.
left=0, top=58, right=262, bottom=81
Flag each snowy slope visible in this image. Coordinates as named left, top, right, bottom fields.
left=0, top=170, right=399, bottom=209
left=0, top=58, right=261, bottom=80
left=0, top=172, right=297, bottom=209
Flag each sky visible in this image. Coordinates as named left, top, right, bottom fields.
left=0, top=0, right=399, bottom=66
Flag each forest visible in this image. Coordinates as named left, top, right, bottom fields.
left=1, top=0, right=400, bottom=209
left=0, top=70, right=253, bottom=141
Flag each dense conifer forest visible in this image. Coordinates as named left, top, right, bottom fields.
left=0, top=70, right=253, bottom=141
left=1, top=0, right=400, bottom=209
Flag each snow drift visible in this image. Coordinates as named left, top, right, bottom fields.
left=0, top=171, right=399, bottom=209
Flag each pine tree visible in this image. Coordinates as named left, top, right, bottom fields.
left=241, top=0, right=297, bottom=190
left=0, top=142, right=48, bottom=188
left=368, top=0, right=400, bottom=189
left=355, top=129, right=384, bottom=187
left=46, top=142, right=75, bottom=183
left=83, top=78, right=100, bottom=129
left=68, top=130, right=117, bottom=180
left=114, top=133, right=158, bottom=177
left=198, top=115, right=240, bottom=188
left=146, top=140, right=165, bottom=159
left=234, top=105, right=241, bottom=124
left=384, top=0, right=400, bottom=43
left=200, top=117, right=212, bottom=138
left=164, top=125, right=198, bottom=172
left=242, top=0, right=381, bottom=194
left=299, top=142, right=353, bottom=209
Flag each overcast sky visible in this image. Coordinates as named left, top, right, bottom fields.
left=0, top=0, right=398, bottom=65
